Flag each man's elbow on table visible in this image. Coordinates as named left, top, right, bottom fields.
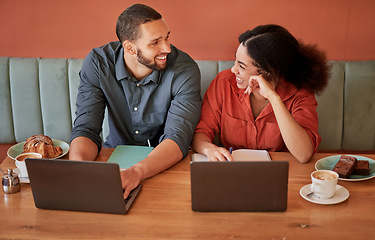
left=69, top=136, right=99, bottom=161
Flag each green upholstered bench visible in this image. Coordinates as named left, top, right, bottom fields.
left=1, top=57, right=375, bottom=155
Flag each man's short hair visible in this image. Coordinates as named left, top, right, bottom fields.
left=116, top=4, right=162, bottom=43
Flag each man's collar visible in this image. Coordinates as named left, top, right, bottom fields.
left=115, top=46, right=130, bottom=81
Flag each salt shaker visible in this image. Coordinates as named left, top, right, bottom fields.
left=2, top=168, right=21, bottom=194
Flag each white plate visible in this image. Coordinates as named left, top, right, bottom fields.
left=13, top=168, right=30, bottom=183
left=7, top=139, right=69, bottom=161
left=315, top=155, right=375, bottom=181
left=300, top=184, right=349, bottom=205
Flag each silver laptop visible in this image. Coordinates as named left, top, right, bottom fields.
left=25, top=158, right=142, bottom=215
left=190, top=161, right=289, bottom=212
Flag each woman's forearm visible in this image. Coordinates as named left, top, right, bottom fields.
left=268, top=94, right=314, bottom=163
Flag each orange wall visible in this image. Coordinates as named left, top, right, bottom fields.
left=1, top=0, right=374, bottom=61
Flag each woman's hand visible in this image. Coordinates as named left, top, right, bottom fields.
left=204, top=146, right=234, bottom=162
left=192, top=133, right=233, bottom=162
left=244, top=75, right=276, bottom=100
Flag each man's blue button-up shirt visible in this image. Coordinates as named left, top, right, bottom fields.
left=70, top=41, right=201, bottom=157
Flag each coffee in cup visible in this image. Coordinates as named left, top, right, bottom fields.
left=15, top=153, right=42, bottom=178
left=312, top=171, right=337, bottom=180
left=310, top=170, right=338, bottom=199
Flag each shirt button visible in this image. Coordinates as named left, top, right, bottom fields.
left=135, top=130, right=139, bottom=134
left=134, top=107, right=138, bottom=111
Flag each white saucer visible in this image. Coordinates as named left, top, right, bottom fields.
left=13, top=168, right=30, bottom=183
left=300, top=184, right=349, bottom=205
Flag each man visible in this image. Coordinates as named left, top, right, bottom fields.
left=69, top=4, right=201, bottom=198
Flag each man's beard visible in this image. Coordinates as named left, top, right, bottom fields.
left=137, top=49, right=167, bottom=71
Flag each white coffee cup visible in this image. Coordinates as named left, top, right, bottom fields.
left=15, top=153, right=42, bottom=178
left=310, top=170, right=339, bottom=199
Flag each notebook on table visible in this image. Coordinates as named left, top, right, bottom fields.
left=107, top=145, right=154, bottom=169
left=192, top=149, right=271, bottom=162
left=25, top=158, right=142, bottom=215
left=190, top=161, right=289, bottom=212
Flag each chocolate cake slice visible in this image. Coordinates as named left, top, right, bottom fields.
left=353, top=160, right=370, bottom=176
left=332, top=155, right=357, bottom=178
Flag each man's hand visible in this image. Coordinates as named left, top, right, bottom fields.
left=120, top=139, right=183, bottom=198
left=120, top=165, right=144, bottom=199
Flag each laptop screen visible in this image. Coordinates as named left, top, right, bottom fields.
left=190, top=161, right=289, bottom=212
left=25, top=158, right=141, bottom=215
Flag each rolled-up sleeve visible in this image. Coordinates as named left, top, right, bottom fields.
left=159, top=62, right=202, bottom=157
left=70, top=51, right=106, bottom=151
left=291, top=90, right=321, bottom=152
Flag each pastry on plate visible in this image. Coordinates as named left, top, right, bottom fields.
left=23, top=135, right=63, bottom=158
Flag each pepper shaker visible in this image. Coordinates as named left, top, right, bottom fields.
left=2, top=168, right=21, bottom=194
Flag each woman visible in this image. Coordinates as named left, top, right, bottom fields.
left=192, top=24, right=330, bottom=163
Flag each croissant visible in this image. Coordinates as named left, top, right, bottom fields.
left=23, top=135, right=63, bottom=158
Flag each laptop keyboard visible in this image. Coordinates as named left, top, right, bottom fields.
left=125, top=195, right=132, bottom=204
left=123, top=189, right=132, bottom=204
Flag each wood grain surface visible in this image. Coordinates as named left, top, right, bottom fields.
left=0, top=149, right=374, bottom=240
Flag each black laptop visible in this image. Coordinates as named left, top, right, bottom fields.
left=25, top=158, right=142, bottom=215
left=190, top=161, right=289, bottom=212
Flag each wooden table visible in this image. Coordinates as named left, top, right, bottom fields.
left=1, top=149, right=375, bottom=240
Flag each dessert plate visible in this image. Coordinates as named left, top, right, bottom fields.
left=315, top=155, right=375, bottom=181
left=7, top=139, right=69, bottom=161
left=300, top=184, right=349, bottom=205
